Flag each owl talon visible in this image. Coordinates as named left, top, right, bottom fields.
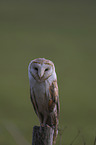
left=40, top=123, right=45, bottom=127
left=45, top=124, right=50, bottom=128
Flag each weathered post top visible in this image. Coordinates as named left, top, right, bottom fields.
left=32, top=126, right=54, bottom=145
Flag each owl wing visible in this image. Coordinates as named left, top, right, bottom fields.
left=48, top=80, right=60, bottom=119
left=30, top=88, right=38, bottom=115
left=30, top=88, right=44, bottom=124
left=48, top=81, right=60, bottom=117
left=48, top=80, right=60, bottom=144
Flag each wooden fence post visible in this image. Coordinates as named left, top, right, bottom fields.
left=32, top=126, right=54, bottom=145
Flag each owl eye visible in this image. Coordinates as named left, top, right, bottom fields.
left=45, top=68, right=49, bottom=71
left=34, top=67, right=38, bottom=71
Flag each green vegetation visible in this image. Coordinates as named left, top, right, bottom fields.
left=0, top=1, right=96, bottom=144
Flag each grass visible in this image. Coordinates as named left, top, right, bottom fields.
left=0, top=0, right=96, bottom=144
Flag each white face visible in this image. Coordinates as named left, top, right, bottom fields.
left=29, top=58, right=55, bottom=82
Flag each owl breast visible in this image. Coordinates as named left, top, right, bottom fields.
left=33, top=80, right=50, bottom=113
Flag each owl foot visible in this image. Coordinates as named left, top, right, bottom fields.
left=40, top=123, right=50, bottom=127
left=45, top=124, right=50, bottom=128
left=40, top=123, right=45, bottom=127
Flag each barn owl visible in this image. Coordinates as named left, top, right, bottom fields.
left=28, top=58, right=60, bottom=144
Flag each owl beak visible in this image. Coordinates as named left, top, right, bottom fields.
left=38, top=70, right=44, bottom=79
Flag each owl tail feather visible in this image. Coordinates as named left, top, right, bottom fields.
left=53, top=126, right=58, bottom=144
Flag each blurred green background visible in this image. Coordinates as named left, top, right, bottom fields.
left=0, top=0, right=96, bottom=145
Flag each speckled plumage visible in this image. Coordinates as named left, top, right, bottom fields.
left=28, top=58, right=60, bottom=144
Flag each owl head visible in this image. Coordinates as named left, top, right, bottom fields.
left=28, top=58, right=56, bottom=82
